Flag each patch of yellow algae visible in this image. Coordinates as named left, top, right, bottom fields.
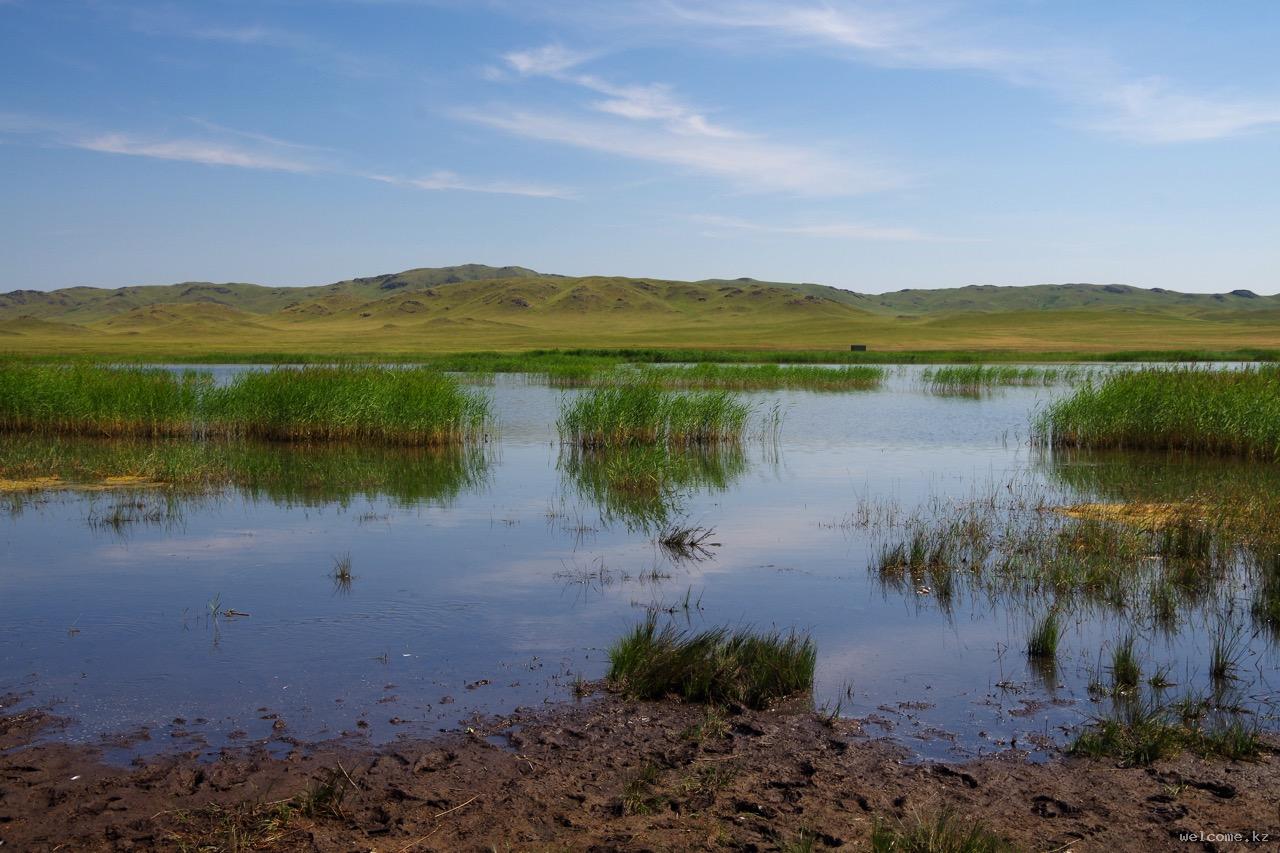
left=0, top=475, right=163, bottom=493
left=1054, top=501, right=1202, bottom=529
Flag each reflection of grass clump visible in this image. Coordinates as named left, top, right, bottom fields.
left=559, top=443, right=746, bottom=530
left=608, top=617, right=815, bottom=709
left=0, top=436, right=489, bottom=507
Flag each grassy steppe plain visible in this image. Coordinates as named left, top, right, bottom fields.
left=2, top=266, right=1278, bottom=358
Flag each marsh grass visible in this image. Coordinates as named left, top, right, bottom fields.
left=331, top=552, right=354, bottom=592
left=619, top=763, right=665, bottom=816
left=627, top=363, right=885, bottom=391
left=167, top=800, right=298, bottom=852
left=869, top=808, right=1017, bottom=853
left=0, top=363, right=491, bottom=445
left=1110, top=635, right=1141, bottom=693
left=1070, top=700, right=1266, bottom=766
left=607, top=616, right=816, bottom=709
left=558, top=385, right=750, bottom=447
left=922, top=364, right=1089, bottom=395
left=657, top=523, right=718, bottom=562
left=1209, top=623, right=1246, bottom=683
left=1026, top=611, right=1060, bottom=661
left=1037, top=366, right=1280, bottom=459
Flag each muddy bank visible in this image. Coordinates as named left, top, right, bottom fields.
left=1, top=695, right=1276, bottom=851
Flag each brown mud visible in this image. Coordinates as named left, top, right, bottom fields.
left=0, top=693, right=1276, bottom=851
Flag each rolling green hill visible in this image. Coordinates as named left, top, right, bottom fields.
left=1, top=265, right=1276, bottom=356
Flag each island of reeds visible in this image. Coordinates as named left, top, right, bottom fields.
left=557, top=385, right=750, bottom=448
left=1036, top=365, right=1280, bottom=459
left=0, top=363, right=490, bottom=445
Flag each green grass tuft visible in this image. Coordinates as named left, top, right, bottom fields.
left=607, top=617, right=815, bottom=709
left=558, top=384, right=750, bottom=447
left=869, top=808, right=1018, bottom=853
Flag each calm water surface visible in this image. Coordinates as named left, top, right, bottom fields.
left=2, top=367, right=1276, bottom=761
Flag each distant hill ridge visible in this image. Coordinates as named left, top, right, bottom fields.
left=2, top=264, right=1274, bottom=323
left=1, top=264, right=1276, bottom=354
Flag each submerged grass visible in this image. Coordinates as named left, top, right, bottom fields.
left=558, top=384, right=750, bottom=447
left=0, top=363, right=490, bottom=445
left=607, top=616, right=815, bottom=709
left=1037, top=366, right=1280, bottom=459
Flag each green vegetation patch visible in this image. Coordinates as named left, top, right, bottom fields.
left=869, top=808, right=1019, bottom=853
left=921, top=364, right=1091, bottom=395
left=0, top=363, right=490, bottom=445
left=627, top=363, right=885, bottom=391
left=558, top=385, right=750, bottom=447
left=1038, top=366, right=1280, bottom=459
left=1070, top=700, right=1267, bottom=766
left=607, top=617, right=816, bottom=709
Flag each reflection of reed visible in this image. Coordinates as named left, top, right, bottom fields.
left=558, top=444, right=749, bottom=532
left=0, top=436, right=492, bottom=508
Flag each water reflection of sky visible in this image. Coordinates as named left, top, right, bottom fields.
left=1, top=369, right=1275, bottom=762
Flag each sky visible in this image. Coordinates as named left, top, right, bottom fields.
left=1, top=1, right=1278, bottom=294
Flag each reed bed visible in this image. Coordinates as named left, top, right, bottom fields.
left=0, top=363, right=490, bottom=445
left=607, top=617, right=816, bottom=709
left=0, top=363, right=210, bottom=437
left=625, top=364, right=885, bottom=392
left=1037, top=366, right=1280, bottom=459
left=558, top=385, right=750, bottom=447
left=205, top=366, right=489, bottom=444
left=921, top=364, right=1090, bottom=395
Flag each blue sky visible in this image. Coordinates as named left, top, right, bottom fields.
left=1, top=1, right=1277, bottom=293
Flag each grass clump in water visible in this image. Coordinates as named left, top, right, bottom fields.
left=1110, top=635, right=1141, bottom=693
left=922, top=364, right=1087, bottom=395
left=632, top=363, right=885, bottom=391
left=558, top=385, right=749, bottom=447
left=0, top=363, right=490, bottom=445
left=207, top=366, right=490, bottom=445
left=607, top=616, right=816, bottom=709
left=1026, top=611, right=1060, bottom=661
left=869, top=808, right=1018, bottom=853
left=1037, top=366, right=1280, bottom=459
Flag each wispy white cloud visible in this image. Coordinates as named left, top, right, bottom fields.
left=692, top=214, right=933, bottom=242
left=472, top=43, right=901, bottom=194
left=72, top=133, right=316, bottom=172
left=1, top=111, right=570, bottom=199
left=368, top=170, right=575, bottom=198
left=525, top=1, right=1280, bottom=144
left=457, top=106, right=896, bottom=196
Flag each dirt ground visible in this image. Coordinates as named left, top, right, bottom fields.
left=1, top=691, right=1276, bottom=852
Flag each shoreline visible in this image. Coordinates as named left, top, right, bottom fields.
left=3, top=691, right=1275, bottom=851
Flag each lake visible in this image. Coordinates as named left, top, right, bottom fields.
left=2, top=366, right=1275, bottom=763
